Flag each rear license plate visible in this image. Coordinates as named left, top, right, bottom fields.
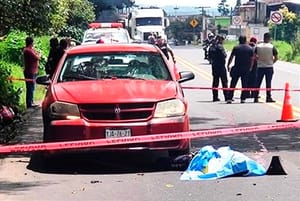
left=105, top=128, right=131, bottom=138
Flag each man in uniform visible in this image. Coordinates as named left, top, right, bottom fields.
left=209, top=35, right=229, bottom=102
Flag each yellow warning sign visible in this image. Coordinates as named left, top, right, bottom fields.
left=190, top=19, right=199, bottom=28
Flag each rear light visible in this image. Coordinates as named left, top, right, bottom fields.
left=88, top=22, right=123, bottom=29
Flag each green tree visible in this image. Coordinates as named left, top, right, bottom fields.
left=0, top=0, right=54, bottom=35
left=51, top=0, right=95, bottom=40
left=90, top=0, right=134, bottom=19
left=0, top=0, right=95, bottom=39
left=218, top=0, right=230, bottom=16
left=232, top=0, right=241, bottom=15
left=168, top=20, right=185, bottom=41
left=269, top=5, right=299, bottom=42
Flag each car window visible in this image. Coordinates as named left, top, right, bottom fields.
left=82, top=28, right=131, bottom=44
left=58, top=52, right=172, bottom=82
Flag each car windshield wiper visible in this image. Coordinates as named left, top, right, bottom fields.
left=63, top=74, right=97, bottom=81
left=100, top=75, right=145, bottom=80
left=116, top=75, right=145, bottom=80
left=83, top=39, right=96, bottom=43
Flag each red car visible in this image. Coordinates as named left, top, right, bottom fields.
left=36, top=43, right=194, bottom=157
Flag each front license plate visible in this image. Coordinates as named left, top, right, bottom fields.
left=105, top=128, right=131, bottom=138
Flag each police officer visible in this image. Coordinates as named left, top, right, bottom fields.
left=209, top=35, right=229, bottom=102
left=203, top=33, right=215, bottom=61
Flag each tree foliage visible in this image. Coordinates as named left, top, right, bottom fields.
left=51, top=0, right=95, bottom=40
left=232, top=0, right=242, bottom=15
left=0, top=0, right=95, bottom=39
left=90, top=0, right=134, bottom=19
left=218, top=0, right=230, bottom=16
left=269, top=5, right=299, bottom=42
left=168, top=17, right=202, bottom=42
left=0, top=0, right=54, bottom=36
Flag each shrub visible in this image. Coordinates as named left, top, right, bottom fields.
left=0, top=30, right=27, bottom=66
left=0, top=31, right=51, bottom=113
left=0, top=61, right=24, bottom=111
left=0, top=30, right=50, bottom=72
left=273, top=41, right=293, bottom=61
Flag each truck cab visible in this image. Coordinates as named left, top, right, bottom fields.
left=128, top=7, right=170, bottom=43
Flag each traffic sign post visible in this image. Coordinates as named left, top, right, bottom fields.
left=232, top=16, right=242, bottom=26
left=270, top=11, right=283, bottom=24
left=190, top=18, right=199, bottom=28
left=232, top=16, right=242, bottom=38
left=270, top=11, right=283, bottom=41
left=190, top=19, right=199, bottom=44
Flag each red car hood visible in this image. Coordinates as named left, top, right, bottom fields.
left=53, top=80, right=179, bottom=103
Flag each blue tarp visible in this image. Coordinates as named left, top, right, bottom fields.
left=180, top=146, right=266, bottom=180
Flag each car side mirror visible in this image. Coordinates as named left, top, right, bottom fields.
left=178, top=71, right=195, bottom=83
left=36, top=75, right=51, bottom=85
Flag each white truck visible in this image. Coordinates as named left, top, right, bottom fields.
left=127, top=7, right=170, bottom=43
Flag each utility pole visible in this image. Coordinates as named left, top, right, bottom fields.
left=254, top=0, right=258, bottom=24
left=174, top=6, right=179, bottom=18
left=195, top=6, right=210, bottom=41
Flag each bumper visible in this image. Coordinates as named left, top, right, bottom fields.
left=45, top=116, right=190, bottom=151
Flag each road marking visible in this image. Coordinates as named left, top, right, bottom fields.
left=176, top=56, right=212, bottom=80
left=176, top=55, right=300, bottom=117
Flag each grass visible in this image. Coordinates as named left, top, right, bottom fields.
left=9, top=64, right=46, bottom=110
left=223, top=40, right=238, bottom=52
left=223, top=40, right=299, bottom=64
left=34, top=85, right=46, bottom=104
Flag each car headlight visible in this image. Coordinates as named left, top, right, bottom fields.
left=49, top=101, right=80, bottom=120
left=154, top=99, right=185, bottom=118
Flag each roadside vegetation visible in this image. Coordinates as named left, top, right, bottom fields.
left=0, top=0, right=136, bottom=142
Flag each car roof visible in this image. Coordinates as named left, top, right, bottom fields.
left=67, top=43, right=160, bottom=55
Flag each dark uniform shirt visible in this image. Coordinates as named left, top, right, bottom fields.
left=230, top=44, right=254, bottom=71
left=210, top=43, right=227, bottom=68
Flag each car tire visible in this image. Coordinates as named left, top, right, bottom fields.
left=168, top=140, right=191, bottom=157
left=28, top=151, right=51, bottom=172
left=42, top=114, right=51, bottom=142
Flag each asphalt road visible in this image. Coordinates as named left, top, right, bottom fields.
left=0, top=45, right=300, bottom=201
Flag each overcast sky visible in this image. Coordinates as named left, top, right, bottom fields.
left=134, top=0, right=249, bottom=8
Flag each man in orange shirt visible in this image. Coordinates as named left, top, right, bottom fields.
left=23, top=36, right=41, bottom=108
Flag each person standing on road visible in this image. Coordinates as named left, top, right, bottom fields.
left=23, top=36, right=41, bottom=108
left=253, top=32, right=278, bottom=103
left=209, top=35, right=229, bottom=102
left=247, top=36, right=258, bottom=98
left=226, top=35, right=254, bottom=104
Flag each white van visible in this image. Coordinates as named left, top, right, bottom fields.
left=82, top=22, right=132, bottom=44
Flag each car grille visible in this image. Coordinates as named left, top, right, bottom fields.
left=80, top=103, right=155, bottom=121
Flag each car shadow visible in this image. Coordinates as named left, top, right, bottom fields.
left=27, top=150, right=190, bottom=174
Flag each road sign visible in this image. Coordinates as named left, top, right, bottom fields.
left=232, top=16, right=242, bottom=26
left=190, top=19, right=199, bottom=28
left=270, top=11, right=283, bottom=24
